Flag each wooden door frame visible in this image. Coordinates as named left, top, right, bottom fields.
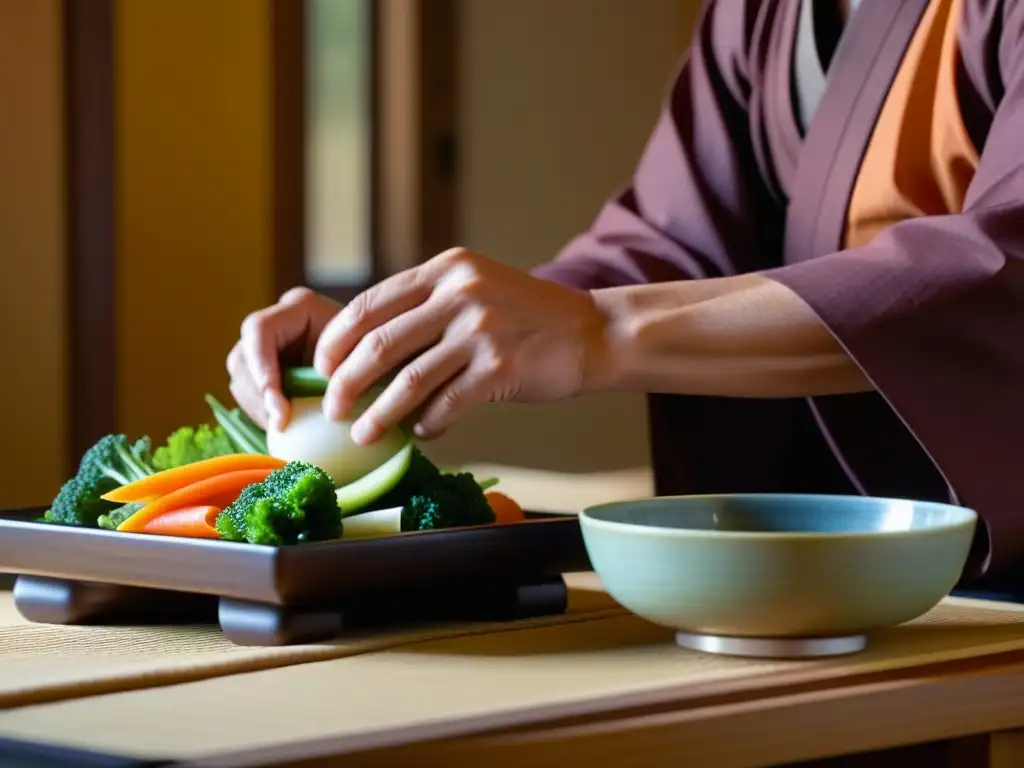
left=63, top=0, right=116, bottom=471
left=271, top=0, right=460, bottom=303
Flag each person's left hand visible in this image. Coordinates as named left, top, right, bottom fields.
left=313, top=247, right=612, bottom=444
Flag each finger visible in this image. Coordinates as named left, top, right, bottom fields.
left=313, top=270, right=434, bottom=378
left=227, top=343, right=271, bottom=428
left=321, top=301, right=457, bottom=421
left=313, top=247, right=486, bottom=377
left=279, top=285, right=315, bottom=306
left=411, top=361, right=493, bottom=440
left=229, top=377, right=270, bottom=430
left=239, top=298, right=319, bottom=428
left=349, top=344, right=472, bottom=445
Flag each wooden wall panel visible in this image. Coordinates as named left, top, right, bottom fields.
left=0, top=0, right=69, bottom=507
left=115, top=0, right=273, bottom=444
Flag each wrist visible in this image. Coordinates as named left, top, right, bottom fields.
left=579, top=287, right=641, bottom=394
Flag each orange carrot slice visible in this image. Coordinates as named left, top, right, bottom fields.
left=140, top=506, right=222, bottom=539
left=102, top=454, right=287, bottom=503
left=117, top=468, right=274, bottom=533
left=486, top=491, right=526, bottom=524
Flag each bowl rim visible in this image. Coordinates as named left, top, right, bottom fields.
left=579, top=493, right=979, bottom=541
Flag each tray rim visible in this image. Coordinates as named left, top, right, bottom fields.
left=0, top=508, right=587, bottom=606
left=0, top=506, right=577, bottom=551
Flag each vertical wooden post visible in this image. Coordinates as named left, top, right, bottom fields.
left=63, top=0, right=117, bottom=470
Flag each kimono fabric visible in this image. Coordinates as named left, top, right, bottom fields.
left=532, top=0, right=1024, bottom=582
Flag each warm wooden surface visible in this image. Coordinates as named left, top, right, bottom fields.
left=3, top=467, right=1024, bottom=767
left=463, top=463, right=654, bottom=513
left=2, top=592, right=1024, bottom=765
left=0, top=573, right=622, bottom=710
left=989, top=729, right=1024, bottom=768
left=316, top=658, right=1024, bottom=768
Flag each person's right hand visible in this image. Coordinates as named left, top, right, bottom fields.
left=227, top=287, right=342, bottom=430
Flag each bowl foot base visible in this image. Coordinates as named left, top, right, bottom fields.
left=674, top=631, right=867, bottom=658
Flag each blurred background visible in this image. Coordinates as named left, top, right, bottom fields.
left=0, top=0, right=698, bottom=510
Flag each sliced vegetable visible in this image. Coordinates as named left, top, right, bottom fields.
left=341, top=482, right=503, bottom=538
left=205, top=394, right=268, bottom=454
left=485, top=491, right=526, bottom=524
left=116, top=468, right=275, bottom=533
left=364, top=448, right=495, bottom=529
left=101, top=454, right=288, bottom=503
left=281, top=366, right=400, bottom=398
left=140, top=506, right=222, bottom=539
left=268, top=395, right=408, bottom=486
left=341, top=506, right=404, bottom=539
left=334, top=441, right=414, bottom=514
left=281, top=366, right=330, bottom=398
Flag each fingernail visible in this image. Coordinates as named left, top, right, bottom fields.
left=322, top=397, right=340, bottom=421
left=264, top=391, right=281, bottom=429
left=351, top=419, right=373, bottom=445
left=314, top=354, right=336, bottom=379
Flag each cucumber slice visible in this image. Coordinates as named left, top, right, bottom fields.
left=341, top=506, right=404, bottom=539
left=281, top=367, right=330, bottom=398
left=334, top=440, right=414, bottom=515
left=281, top=366, right=402, bottom=398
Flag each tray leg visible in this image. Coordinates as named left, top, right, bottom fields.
left=218, top=598, right=345, bottom=647
left=12, top=575, right=215, bottom=626
left=218, top=575, right=570, bottom=647
left=337, top=574, right=571, bottom=628
left=414, top=574, right=570, bottom=622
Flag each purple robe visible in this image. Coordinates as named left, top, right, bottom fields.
left=531, top=0, right=1024, bottom=579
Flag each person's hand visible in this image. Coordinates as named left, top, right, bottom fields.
left=228, top=287, right=342, bottom=430
left=314, top=248, right=612, bottom=444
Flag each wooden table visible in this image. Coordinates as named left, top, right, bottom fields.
left=3, top=466, right=1024, bottom=767
left=2, top=585, right=1024, bottom=767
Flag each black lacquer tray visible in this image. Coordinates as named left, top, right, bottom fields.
left=0, top=508, right=590, bottom=646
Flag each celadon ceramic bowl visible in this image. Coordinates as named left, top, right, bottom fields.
left=579, top=494, right=978, bottom=656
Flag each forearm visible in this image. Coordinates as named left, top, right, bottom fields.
left=591, top=273, right=872, bottom=398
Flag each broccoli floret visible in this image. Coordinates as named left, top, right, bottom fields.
left=217, top=461, right=342, bottom=545
left=130, top=437, right=155, bottom=471
left=151, top=424, right=236, bottom=471
left=367, top=447, right=442, bottom=512
left=97, top=503, right=144, bottom=531
left=44, top=475, right=116, bottom=528
left=205, top=394, right=269, bottom=454
left=44, top=434, right=155, bottom=527
left=82, top=433, right=155, bottom=486
left=401, top=471, right=496, bottom=531
left=364, top=447, right=495, bottom=531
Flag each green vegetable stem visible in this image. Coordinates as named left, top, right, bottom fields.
left=204, top=394, right=268, bottom=454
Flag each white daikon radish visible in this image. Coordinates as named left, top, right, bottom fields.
left=267, top=394, right=408, bottom=486
left=341, top=507, right=405, bottom=539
